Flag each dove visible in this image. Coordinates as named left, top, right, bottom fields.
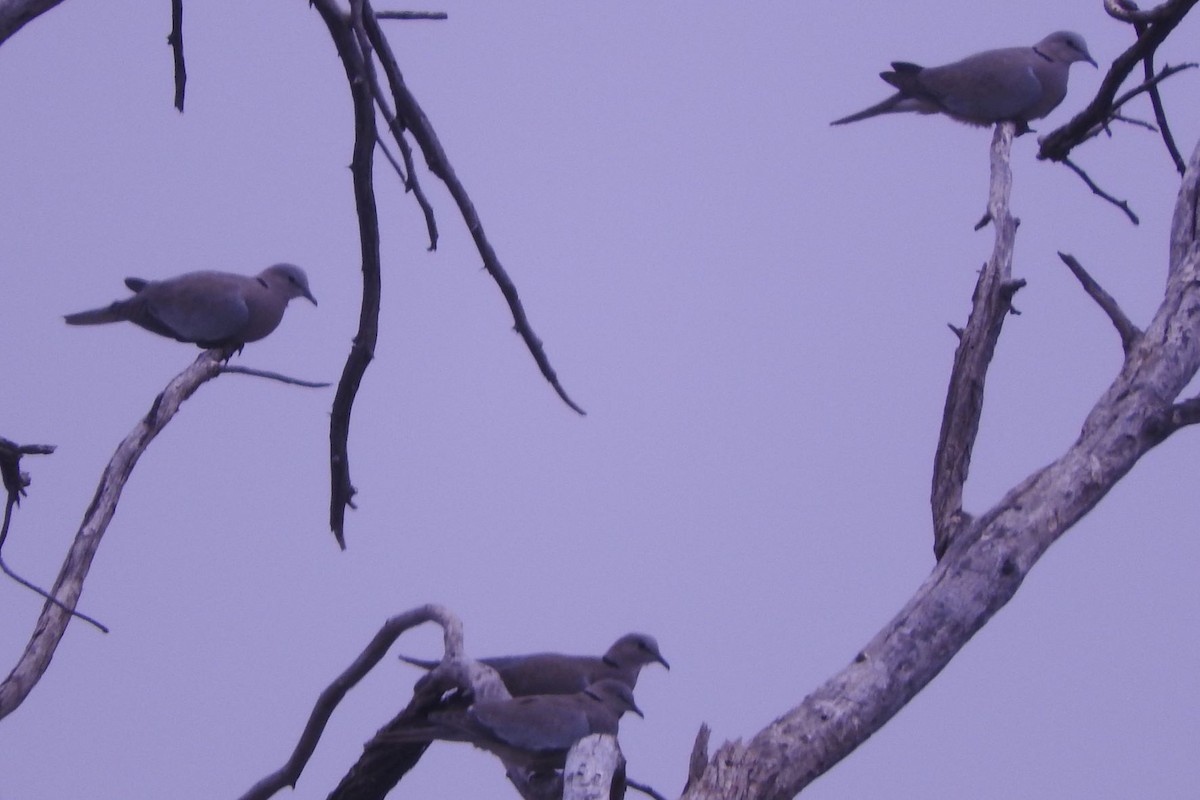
left=64, top=263, right=316, bottom=350
left=381, top=679, right=643, bottom=773
left=831, top=31, right=1096, bottom=131
left=400, top=633, right=670, bottom=697
left=328, top=636, right=667, bottom=800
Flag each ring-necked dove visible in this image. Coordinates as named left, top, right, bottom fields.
left=401, top=632, right=670, bottom=697
left=831, top=31, right=1096, bottom=131
left=329, top=635, right=667, bottom=800
left=381, top=679, right=643, bottom=774
left=64, top=263, right=316, bottom=350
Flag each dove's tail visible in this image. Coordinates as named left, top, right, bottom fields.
left=64, top=303, right=127, bottom=326
left=830, top=92, right=909, bottom=126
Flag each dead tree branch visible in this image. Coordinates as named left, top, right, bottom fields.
left=0, top=0, right=67, bottom=45
left=239, top=604, right=466, bottom=800
left=167, top=0, right=186, bottom=112
left=374, top=10, right=446, bottom=21
left=1057, top=252, right=1143, bottom=353
left=219, top=364, right=332, bottom=388
left=931, top=123, right=1024, bottom=560
left=357, top=2, right=586, bottom=416
left=0, top=350, right=226, bottom=721
left=315, top=0, right=585, bottom=548
left=680, top=134, right=1200, bottom=800
left=1062, top=157, right=1141, bottom=223
left=0, top=438, right=103, bottom=631
left=1105, top=0, right=1184, bottom=24
left=1039, top=0, right=1198, bottom=164
left=311, top=0, right=383, bottom=550
left=1118, top=1, right=1195, bottom=175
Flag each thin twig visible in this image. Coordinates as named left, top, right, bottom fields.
left=628, top=778, right=669, bottom=800
left=1108, top=113, right=1160, bottom=132
left=167, top=0, right=186, bottom=112
left=360, top=3, right=586, bottom=415
left=352, top=2, right=439, bottom=248
left=1110, top=62, right=1197, bottom=111
left=375, top=131, right=408, bottom=183
left=1057, top=252, right=1142, bottom=354
left=1061, top=157, right=1140, bottom=224
left=219, top=365, right=331, bottom=388
left=374, top=10, right=447, bottom=20
left=0, top=553, right=109, bottom=633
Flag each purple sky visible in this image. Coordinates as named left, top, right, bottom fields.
left=2, top=2, right=1198, bottom=798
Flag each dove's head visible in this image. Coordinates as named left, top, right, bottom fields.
left=605, top=633, right=670, bottom=672
left=1037, top=31, right=1097, bottom=67
left=586, top=679, right=644, bottom=719
left=262, top=263, right=318, bottom=306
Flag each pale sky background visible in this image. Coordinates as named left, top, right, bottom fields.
left=1, top=2, right=1198, bottom=798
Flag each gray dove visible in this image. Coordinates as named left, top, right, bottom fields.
left=401, top=632, right=670, bottom=696
left=831, top=31, right=1096, bottom=131
left=381, top=679, right=643, bottom=773
left=328, top=635, right=667, bottom=800
left=64, top=263, right=316, bottom=350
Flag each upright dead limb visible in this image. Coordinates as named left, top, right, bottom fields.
left=932, top=123, right=1024, bottom=560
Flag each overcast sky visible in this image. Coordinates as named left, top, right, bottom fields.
left=1, top=2, right=1198, bottom=798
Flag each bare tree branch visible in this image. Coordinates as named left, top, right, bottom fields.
left=1039, top=0, right=1198, bottom=164
left=1057, top=252, right=1142, bottom=353
left=0, top=0, right=67, bottom=46
left=219, top=364, right=332, bottom=388
left=167, top=0, right=186, bottom=112
left=931, top=123, right=1024, bottom=560
left=1061, top=157, right=1141, bottom=224
left=681, top=133, right=1200, bottom=800
left=239, top=604, right=465, bottom=800
left=316, top=0, right=588, bottom=548
left=358, top=2, right=587, bottom=416
left=0, top=439, right=104, bottom=631
left=311, top=0, right=383, bottom=550
left=0, top=437, right=54, bottom=503
left=629, top=776, right=668, bottom=800
left=374, top=10, right=446, bottom=21
left=0, top=350, right=227, bottom=720
left=1105, top=0, right=1185, bottom=24
left=1128, top=60, right=1193, bottom=173
left=349, top=0, right=437, bottom=248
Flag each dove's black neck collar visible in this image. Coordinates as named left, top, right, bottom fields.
left=601, top=656, right=619, bottom=668
left=1032, top=46, right=1054, bottom=63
